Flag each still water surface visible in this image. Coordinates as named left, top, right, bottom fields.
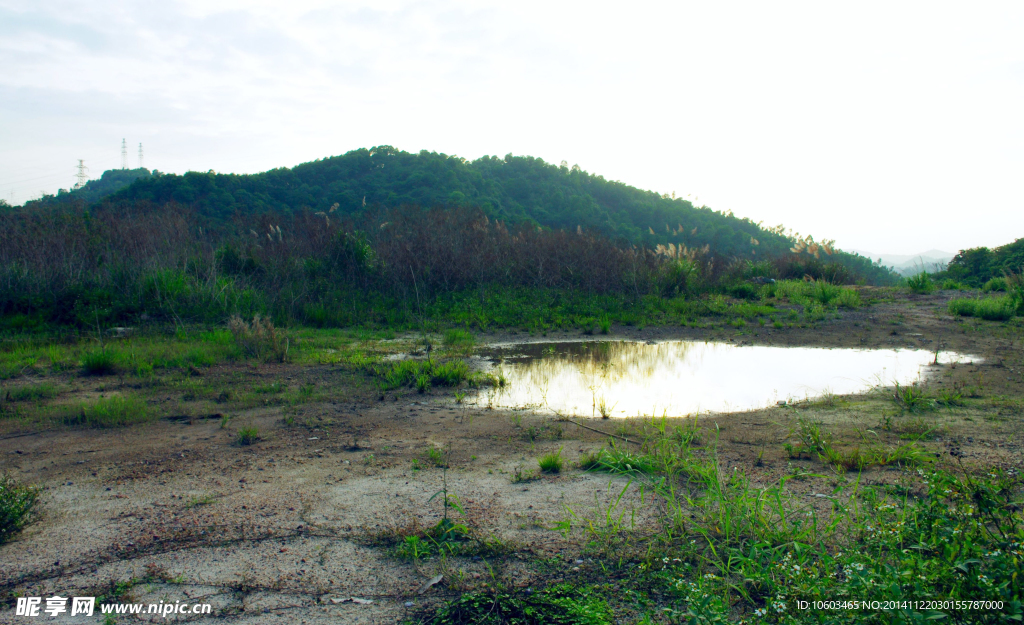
left=472, top=341, right=974, bottom=417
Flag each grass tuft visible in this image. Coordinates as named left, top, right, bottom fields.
left=0, top=473, right=39, bottom=543
left=538, top=448, right=564, bottom=473
left=235, top=426, right=260, bottom=446
left=81, top=347, right=119, bottom=375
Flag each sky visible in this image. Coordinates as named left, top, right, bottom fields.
left=1, top=1, right=1022, bottom=255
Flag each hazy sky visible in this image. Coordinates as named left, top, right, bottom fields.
left=2, top=1, right=1022, bottom=255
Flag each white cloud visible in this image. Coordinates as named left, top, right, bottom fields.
left=1, top=0, right=1022, bottom=254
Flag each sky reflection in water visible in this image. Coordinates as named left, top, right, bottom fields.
left=473, top=341, right=974, bottom=417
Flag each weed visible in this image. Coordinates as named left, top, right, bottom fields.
left=538, top=448, right=564, bottom=473
left=426, top=446, right=448, bottom=468
left=598, top=316, right=611, bottom=334
left=0, top=473, right=39, bottom=543
left=511, top=464, right=533, bottom=483
left=891, top=382, right=934, bottom=412
left=236, top=426, right=260, bottom=446
left=184, top=494, right=215, bottom=509
left=454, top=390, right=466, bottom=404
left=416, top=373, right=432, bottom=393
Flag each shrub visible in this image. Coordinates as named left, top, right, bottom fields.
left=81, top=347, right=119, bottom=375
left=228, top=314, right=288, bottom=362
left=905, top=271, right=935, bottom=294
left=835, top=288, right=861, bottom=309
left=236, top=426, right=260, bottom=445
left=726, top=282, right=759, bottom=300
left=538, top=448, right=564, bottom=473
left=0, top=474, right=39, bottom=543
left=983, top=277, right=1007, bottom=292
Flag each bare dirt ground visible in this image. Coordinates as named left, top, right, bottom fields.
left=2, top=288, right=1022, bottom=623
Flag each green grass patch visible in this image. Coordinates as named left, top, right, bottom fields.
left=371, top=358, right=471, bottom=392
left=948, top=296, right=1017, bottom=320
left=4, top=382, right=59, bottom=402
left=562, top=419, right=1022, bottom=623
left=61, top=395, right=151, bottom=427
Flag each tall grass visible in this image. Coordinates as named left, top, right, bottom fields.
left=0, top=204, right=883, bottom=331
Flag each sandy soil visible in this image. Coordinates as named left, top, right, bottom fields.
left=2, top=288, right=1022, bottom=623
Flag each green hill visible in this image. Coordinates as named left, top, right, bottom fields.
left=24, top=146, right=894, bottom=283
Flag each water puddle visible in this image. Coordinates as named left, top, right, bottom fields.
left=472, top=341, right=975, bottom=417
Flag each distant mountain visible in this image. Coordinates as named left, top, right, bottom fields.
left=850, top=249, right=954, bottom=277
left=21, top=146, right=897, bottom=283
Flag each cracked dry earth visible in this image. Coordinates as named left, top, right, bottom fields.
left=2, top=288, right=1024, bottom=623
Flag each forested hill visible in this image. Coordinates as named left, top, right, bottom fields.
left=24, top=168, right=152, bottom=207
left=24, top=145, right=894, bottom=282
left=935, top=238, right=1024, bottom=286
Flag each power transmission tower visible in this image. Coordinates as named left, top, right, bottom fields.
left=74, top=160, right=90, bottom=189
left=138, top=143, right=144, bottom=169
left=121, top=139, right=128, bottom=169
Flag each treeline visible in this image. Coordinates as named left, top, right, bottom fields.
left=934, top=238, right=1024, bottom=287
left=1, top=203, right=870, bottom=331
left=20, top=146, right=895, bottom=285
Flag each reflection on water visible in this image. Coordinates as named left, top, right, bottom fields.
left=473, top=341, right=974, bottom=417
